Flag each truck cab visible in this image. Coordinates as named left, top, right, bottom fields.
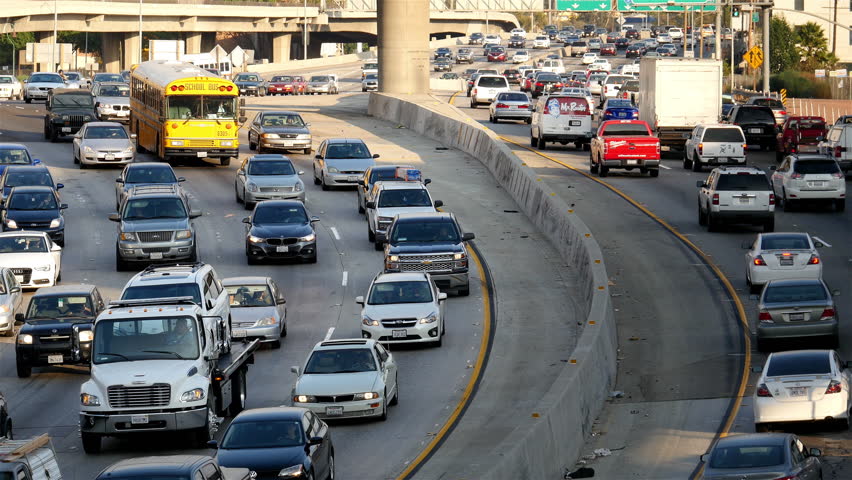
left=0, top=435, right=63, bottom=480
left=590, top=120, right=661, bottom=177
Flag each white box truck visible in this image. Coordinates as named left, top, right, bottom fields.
left=0, top=435, right=62, bottom=480
left=638, top=58, right=723, bottom=151
left=148, top=40, right=185, bottom=62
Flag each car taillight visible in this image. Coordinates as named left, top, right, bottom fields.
left=711, top=193, right=719, bottom=205
left=807, top=254, right=820, bottom=265
left=555, top=83, right=563, bottom=88
left=769, top=193, right=775, bottom=205
left=536, top=82, right=543, bottom=86
left=756, top=383, right=773, bottom=397
left=790, top=172, right=803, bottom=179
left=826, top=380, right=842, bottom=394
left=604, top=109, right=613, bottom=117
left=472, top=89, right=477, bottom=95
left=779, top=110, right=787, bottom=115
left=631, top=111, right=639, bottom=119
left=753, top=255, right=766, bottom=266
left=820, top=308, right=836, bottom=321
left=698, top=143, right=704, bottom=155
left=758, top=310, right=773, bottom=323
left=496, top=103, right=509, bottom=108
left=832, top=172, right=844, bottom=179
left=834, top=146, right=846, bottom=157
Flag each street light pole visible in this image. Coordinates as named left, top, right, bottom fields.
left=52, top=0, right=57, bottom=71
left=303, top=0, right=308, bottom=60
left=139, top=0, right=143, bottom=64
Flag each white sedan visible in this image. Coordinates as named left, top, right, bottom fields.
left=512, top=51, right=530, bottom=64
left=510, top=27, right=527, bottom=39
left=0, top=232, right=62, bottom=288
left=745, top=232, right=824, bottom=294
left=754, top=349, right=852, bottom=431
left=291, top=338, right=399, bottom=420
left=533, top=36, right=550, bottom=49
left=771, top=155, right=846, bottom=212
left=0, top=75, right=22, bottom=100
left=591, top=59, right=612, bottom=72
left=483, top=34, right=501, bottom=45
left=356, top=272, right=446, bottom=347
left=582, top=53, right=598, bottom=65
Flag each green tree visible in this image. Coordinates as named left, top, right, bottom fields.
left=769, top=16, right=799, bottom=74
left=0, top=32, right=35, bottom=73
left=795, top=21, right=838, bottom=70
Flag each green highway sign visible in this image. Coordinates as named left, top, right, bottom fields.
left=557, top=0, right=612, bottom=11
left=617, top=0, right=717, bottom=11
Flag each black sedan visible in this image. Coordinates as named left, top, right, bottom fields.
left=2, top=186, right=67, bottom=246
left=434, top=47, right=453, bottom=60
left=615, top=37, right=630, bottom=49
left=213, top=407, right=334, bottom=480
left=626, top=43, right=647, bottom=57
left=244, top=200, right=318, bottom=264
left=507, top=36, right=525, bottom=48
left=233, top=73, right=267, bottom=97
left=531, top=73, right=563, bottom=98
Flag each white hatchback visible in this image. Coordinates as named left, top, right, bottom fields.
left=754, top=349, right=852, bottom=431
left=771, top=154, right=846, bottom=212
left=744, top=232, right=824, bottom=293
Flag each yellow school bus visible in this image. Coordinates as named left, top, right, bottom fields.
left=130, top=60, right=245, bottom=165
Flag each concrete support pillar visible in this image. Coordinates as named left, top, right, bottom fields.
left=377, top=0, right=429, bottom=94
left=123, top=32, right=141, bottom=67
left=271, top=32, right=292, bottom=64
left=185, top=32, right=203, bottom=54
left=36, top=32, right=55, bottom=72
left=201, top=32, right=217, bottom=52
left=102, top=32, right=123, bottom=73
left=307, top=41, right=322, bottom=59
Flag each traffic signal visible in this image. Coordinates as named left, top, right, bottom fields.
left=733, top=6, right=740, bottom=17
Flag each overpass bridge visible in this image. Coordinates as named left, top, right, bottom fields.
left=0, top=0, right=520, bottom=72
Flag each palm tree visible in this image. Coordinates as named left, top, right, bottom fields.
left=795, top=22, right=837, bottom=70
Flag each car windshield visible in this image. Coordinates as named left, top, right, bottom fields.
left=8, top=191, right=57, bottom=210
left=364, top=63, right=378, bottom=70
left=236, top=74, right=260, bottom=82
left=53, top=95, right=94, bottom=107
left=0, top=236, right=47, bottom=253
left=797, top=119, right=825, bottom=130
left=253, top=205, right=308, bottom=224
left=92, top=316, right=200, bottom=364
left=271, top=76, right=293, bottom=82
left=97, top=85, right=130, bottom=97
left=167, top=95, right=237, bottom=120
left=123, top=198, right=186, bottom=220
left=0, top=77, right=13, bottom=84
left=304, top=348, right=376, bottom=373
left=539, top=74, right=560, bottom=82
left=751, top=98, right=784, bottom=109
left=311, top=76, right=329, bottom=83
left=767, top=352, right=831, bottom=376
left=515, top=51, right=528, bottom=56
left=368, top=281, right=433, bottom=305
left=29, top=74, right=63, bottom=83
left=325, top=143, right=370, bottom=159
left=27, top=295, right=93, bottom=319
left=390, top=221, right=460, bottom=243
left=122, top=283, right=202, bottom=304
left=761, top=234, right=811, bottom=250
left=737, top=108, right=775, bottom=124
left=478, top=77, right=508, bottom=88
left=606, top=100, right=632, bottom=108
left=715, top=174, right=769, bottom=191
left=84, top=126, right=128, bottom=140
left=764, top=283, right=827, bottom=303
left=222, top=420, right=304, bottom=449
left=65, top=73, right=81, bottom=81
left=95, top=74, right=123, bottom=82
left=499, top=93, right=528, bottom=102
left=365, top=74, right=378, bottom=81
left=260, top=114, right=305, bottom=127
left=377, top=189, right=432, bottom=207
left=248, top=160, right=296, bottom=176
left=602, top=124, right=648, bottom=136
left=125, top=166, right=177, bottom=184
left=704, top=128, right=745, bottom=142
left=0, top=149, right=31, bottom=165
left=794, top=159, right=840, bottom=174
left=5, top=171, right=52, bottom=188
left=226, top=285, right=274, bottom=307
left=605, top=76, right=630, bottom=85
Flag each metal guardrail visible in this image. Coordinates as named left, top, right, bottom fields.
left=326, top=0, right=540, bottom=11
left=100, top=0, right=311, bottom=5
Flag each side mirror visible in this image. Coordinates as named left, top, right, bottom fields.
left=809, top=448, right=822, bottom=457
left=310, top=216, right=320, bottom=223
left=375, top=233, right=387, bottom=244
left=373, top=154, right=380, bottom=159
left=242, top=217, right=251, bottom=224
left=699, top=453, right=707, bottom=462
left=189, top=210, right=202, bottom=219
left=130, top=133, right=137, bottom=139
left=32, top=159, right=41, bottom=165
left=50, top=244, right=62, bottom=252
left=309, top=436, right=324, bottom=446
left=14, top=313, right=24, bottom=324
left=365, top=201, right=376, bottom=209
left=290, top=365, right=300, bottom=375
left=438, top=292, right=448, bottom=301
left=816, top=136, right=824, bottom=142
left=832, top=289, right=840, bottom=297
left=115, top=178, right=124, bottom=184
left=60, top=203, right=69, bottom=210
left=462, top=232, right=475, bottom=241
left=206, top=440, right=219, bottom=449
left=315, top=154, right=323, bottom=160
left=434, top=200, right=444, bottom=208
left=695, top=181, right=705, bottom=188
left=108, top=213, right=121, bottom=222
left=239, top=116, right=247, bottom=123
left=56, top=183, right=64, bottom=189
left=298, top=171, right=304, bottom=175
left=355, top=296, right=365, bottom=305
left=178, top=177, right=186, bottom=182
left=683, top=133, right=692, bottom=139
left=814, top=241, right=825, bottom=248
left=305, top=123, right=312, bottom=127
left=10, top=286, right=20, bottom=293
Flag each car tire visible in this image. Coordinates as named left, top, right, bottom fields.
left=49, top=127, right=58, bottom=143
left=73, top=151, right=79, bottom=164
left=470, top=101, right=476, bottom=109
left=373, top=240, right=383, bottom=251
left=306, top=251, right=318, bottom=264
left=220, top=157, right=230, bottom=167
left=682, top=151, right=692, bottom=169
left=538, top=135, right=546, bottom=150
left=599, top=165, right=608, bottom=177
left=304, top=147, right=311, bottom=155
left=188, top=245, right=198, bottom=262
left=246, top=254, right=258, bottom=265
left=747, top=275, right=761, bottom=294
left=15, top=360, right=30, bottom=379
left=367, top=226, right=375, bottom=242
left=379, top=391, right=388, bottom=421
left=782, top=190, right=794, bottom=212
left=249, top=137, right=257, bottom=151
left=235, top=185, right=242, bottom=203
left=193, top=400, right=217, bottom=448
left=649, top=168, right=659, bottom=177
left=530, top=133, right=536, bottom=147
left=457, top=284, right=470, bottom=296
left=25, top=97, right=31, bottom=104
left=389, top=375, right=399, bottom=405
left=270, top=337, right=282, bottom=350
left=691, top=154, right=702, bottom=172
left=697, top=203, right=707, bottom=226
left=706, top=211, right=718, bottom=232
left=115, top=249, right=130, bottom=272
left=321, top=174, right=330, bottom=191
left=582, top=143, right=591, bottom=152
left=590, top=155, right=599, bottom=174
left=764, top=218, right=774, bottom=232
left=836, top=199, right=845, bottom=212
left=313, top=167, right=322, bottom=185
left=227, top=370, right=247, bottom=416
left=81, top=432, right=102, bottom=454
left=525, top=117, right=532, bottom=125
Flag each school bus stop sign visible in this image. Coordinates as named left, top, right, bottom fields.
left=744, top=46, right=764, bottom=69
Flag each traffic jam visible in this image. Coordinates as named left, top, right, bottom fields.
left=433, top=22, right=851, bottom=479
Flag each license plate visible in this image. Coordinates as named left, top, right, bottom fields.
left=276, top=246, right=289, bottom=253
left=104, top=154, right=115, bottom=161
left=325, top=406, right=343, bottom=417
left=48, top=354, right=63, bottom=364
left=789, top=386, right=807, bottom=397
left=738, top=197, right=751, bottom=204
left=800, top=145, right=818, bottom=152
left=149, top=252, right=164, bottom=260
left=569, top=120, right=582, bottom=126
left=392, top=329, right=407, bottom=339
left=61, top=127, right=71, bottom=133
left=197, top=151, right=207, bottom=158
left=626, top=159, right=638, bottom=165
left=789, top=313, right=805, bottom=321
left=14, top=276, right=24, bottom=283
left=808, top=181, right=825, bottom=187
left=233, top=329, right=247, bottom=338
left=618, top=112, right=626, bottom=117
left=749, top=128, right=762, bottom=134
left=131, top=414, right=149, bottom=424
left=780, top=257, right=794, bottom=266
left=117, top=111, right=129, bottom=116
left=348, top=176, right=359, bottom=182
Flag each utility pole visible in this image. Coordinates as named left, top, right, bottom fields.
left=303, top=0, right=308, bottom=60
left=763, top=6, right=770, bottom=93
left=714, top=1, right=721, bottom=61
left=138, top=0, right=143, bottom=64
left=832, top=0, right=838, bottom=55
left=52, top=0, right=57, bottom=71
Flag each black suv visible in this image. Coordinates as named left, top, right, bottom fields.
left=508, top=36, right=525, bottom=48
left=43, top=88, right=95, bottom=142
left=15, top=284, right=105, bottom=377
left=726, top=105, right=778, bottom=150
left=583, top=24, right=596, bottom=37
left=96, top=456, right=251, bottom=480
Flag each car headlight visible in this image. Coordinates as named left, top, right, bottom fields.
left=5, top=219, right=16, bottom=229
left=83, top=146, right=94, bottom=154
left=256, top=316, right=276, bottom=326
left=378, top=216, right=394, bottom=223
left=293, top=394, right=317, bottom=403
left=49, top=218, right=61, bottom=228
left=99, top=104, right=111, bottom=110
left=175, top=230, right=192, bottom=240
left=33, top=265, right=51, bottom=271
left=262, top=133, right=280, bottom=139
left=246, top=182, right=258, bottom=192
left=62, top=115, right=69, bottom=121
left=171, top=140, right=185, bottom=147
left=83, top=116, right=92, bottom=121
left=362, top=316, right=379, bottom=327
left=419, top=313, right=439, bottom=324
left=80, top=393, right=100, bottom=406
left=120, top=232, right=136, bottom=241
left=180, top=388, right=206, bottom=402
left=220, top=140, right=233, bottom=147
left=389, top=255, right=399, bottom=262
left=0, top=305, right=9, bottom=313
left=327, top=167, right=339, bottom=173
left=278, top=465, right=306, bottom=478
left=123, top=146, right=134, bottom=154
left=79, top=330, right=94, bottom=342
left=353, top=392, right=380, bottom=400
left=17, top=334, right=33, bottom=344
left=454, top=252, right=466, bottom=260
left=299, top=233, right=316, bottom=242
left=248, top=235, right=265, bottom=243
left=297, top=134, right=311, bottom=140
left=294, top=182, right=304, bottom=192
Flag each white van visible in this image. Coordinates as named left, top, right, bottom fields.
left=683, top=124, right=747, bottom=171
left=818, top=124, right=852, bottom=173
left=540, top=59, right=566, bottom=75
left=530, top=94, right=595, bottom=150
left=470, top=75, right=511, bottom=108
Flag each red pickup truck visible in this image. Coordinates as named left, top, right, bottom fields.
left=590, top=120, right=661, bottom=177
left=775, top=115, right=827, bottom=161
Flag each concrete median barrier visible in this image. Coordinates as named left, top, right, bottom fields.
left=368, top=93, right=617, bottom=479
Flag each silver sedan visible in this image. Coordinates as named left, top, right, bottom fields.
left=488, top=91, right=532, bottom=124
left=223, top=276, right=287, bottom=349
left=756, top=278, right=838, bottom=351
left=700, top=433, right=822, bottom=479
left=235, top=154, right=306, bottom=209
left=72, top=122, right=136, bottom=168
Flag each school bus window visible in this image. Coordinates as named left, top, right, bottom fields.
left=167, top=96, right=237, bottom=120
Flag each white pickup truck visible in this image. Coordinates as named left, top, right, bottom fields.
left=79, top=297, right=259, bottom=454
left=0, top=435, right=63, bottom=480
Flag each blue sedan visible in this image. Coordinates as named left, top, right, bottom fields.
left=602, top=99, right=639, bottom=121
left=0, top=144, right=40, bottom=175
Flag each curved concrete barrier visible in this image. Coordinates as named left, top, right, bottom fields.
left=368, top=93, right=617, bottom=479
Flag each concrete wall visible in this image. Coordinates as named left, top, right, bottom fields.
left=368, top=93, right=618, bottom=479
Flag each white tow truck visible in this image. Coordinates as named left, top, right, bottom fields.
left=0, top=435, right=63, bottom=480
left=79, top=297, right=259, bottom=454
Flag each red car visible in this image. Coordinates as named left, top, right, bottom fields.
left=266, top=75, right=305, bottom=95
left=487, top=48, right=507, bottom=62
left=521, top=73, right=537, bottom=92
left=776, top=116, right=827, bottom=161
left=606, top=33, right=620, bottom=43
left=600, top=43, right=617, bottom=56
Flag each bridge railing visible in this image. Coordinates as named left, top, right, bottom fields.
left=324, top=0, right=541, bottom=11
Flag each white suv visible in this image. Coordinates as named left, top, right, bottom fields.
left=696, top=166, right=775, bottom=232
left=470, top=75, right=511, bottom=108
left=119, top=262, right=233, bottom=352
left=770, top=154, right=846, bottom=212
left=365, top=182, right=443, bottom=249
left=533, top=35, right=550, bottom=49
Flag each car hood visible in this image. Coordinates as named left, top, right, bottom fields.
left=388, top=242, right=463, bottom=254
left=324, top=158, right=374, bottom=171
left=81, top=138, right=134, bottom=150
left=49, top=107, right=95, bottom=115
left=121, top=218, right=189, bottom=231
left=6, top=209, right=60, bottom=223
left=362, top=302, right=437, bottom=320
left=27, top=82, right=65, bottom=89
left=90, top=360, right=197, bottom=390
left=309, top=81, right=331, bottom=86
left=230, top=306, right=278, bottom=323
left=21, top=317, right=94, bottom=334
left=258, top=126, right=310, bottom=135
left=216, top=446, right=306, bottom=472
left=251, top=223, right=312, bottom=239
left=96, top=96, right=130, bottom=105
left=375, top=206, right=437, bottom=218
left=246, top=175, right=301, bottom=188
left=0, top=252, right=55, bottom=268
left=295, top=372, right=380, bottom=395
left=702, top=467, right=789, bottom=479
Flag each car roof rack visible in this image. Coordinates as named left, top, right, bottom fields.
left=108, top=296, right=198, bottom=308
left=140, top=262, right=206, bottom=275
left=320, top=339, right=368, bottom=347
left=128, top=184, right=180, bottom=196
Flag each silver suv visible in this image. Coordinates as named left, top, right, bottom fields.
left=365, top=182, right=443, bottom=250
left=109, top=185, right=202, bottom=271
left=696, top=166, right=775, bottom=232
